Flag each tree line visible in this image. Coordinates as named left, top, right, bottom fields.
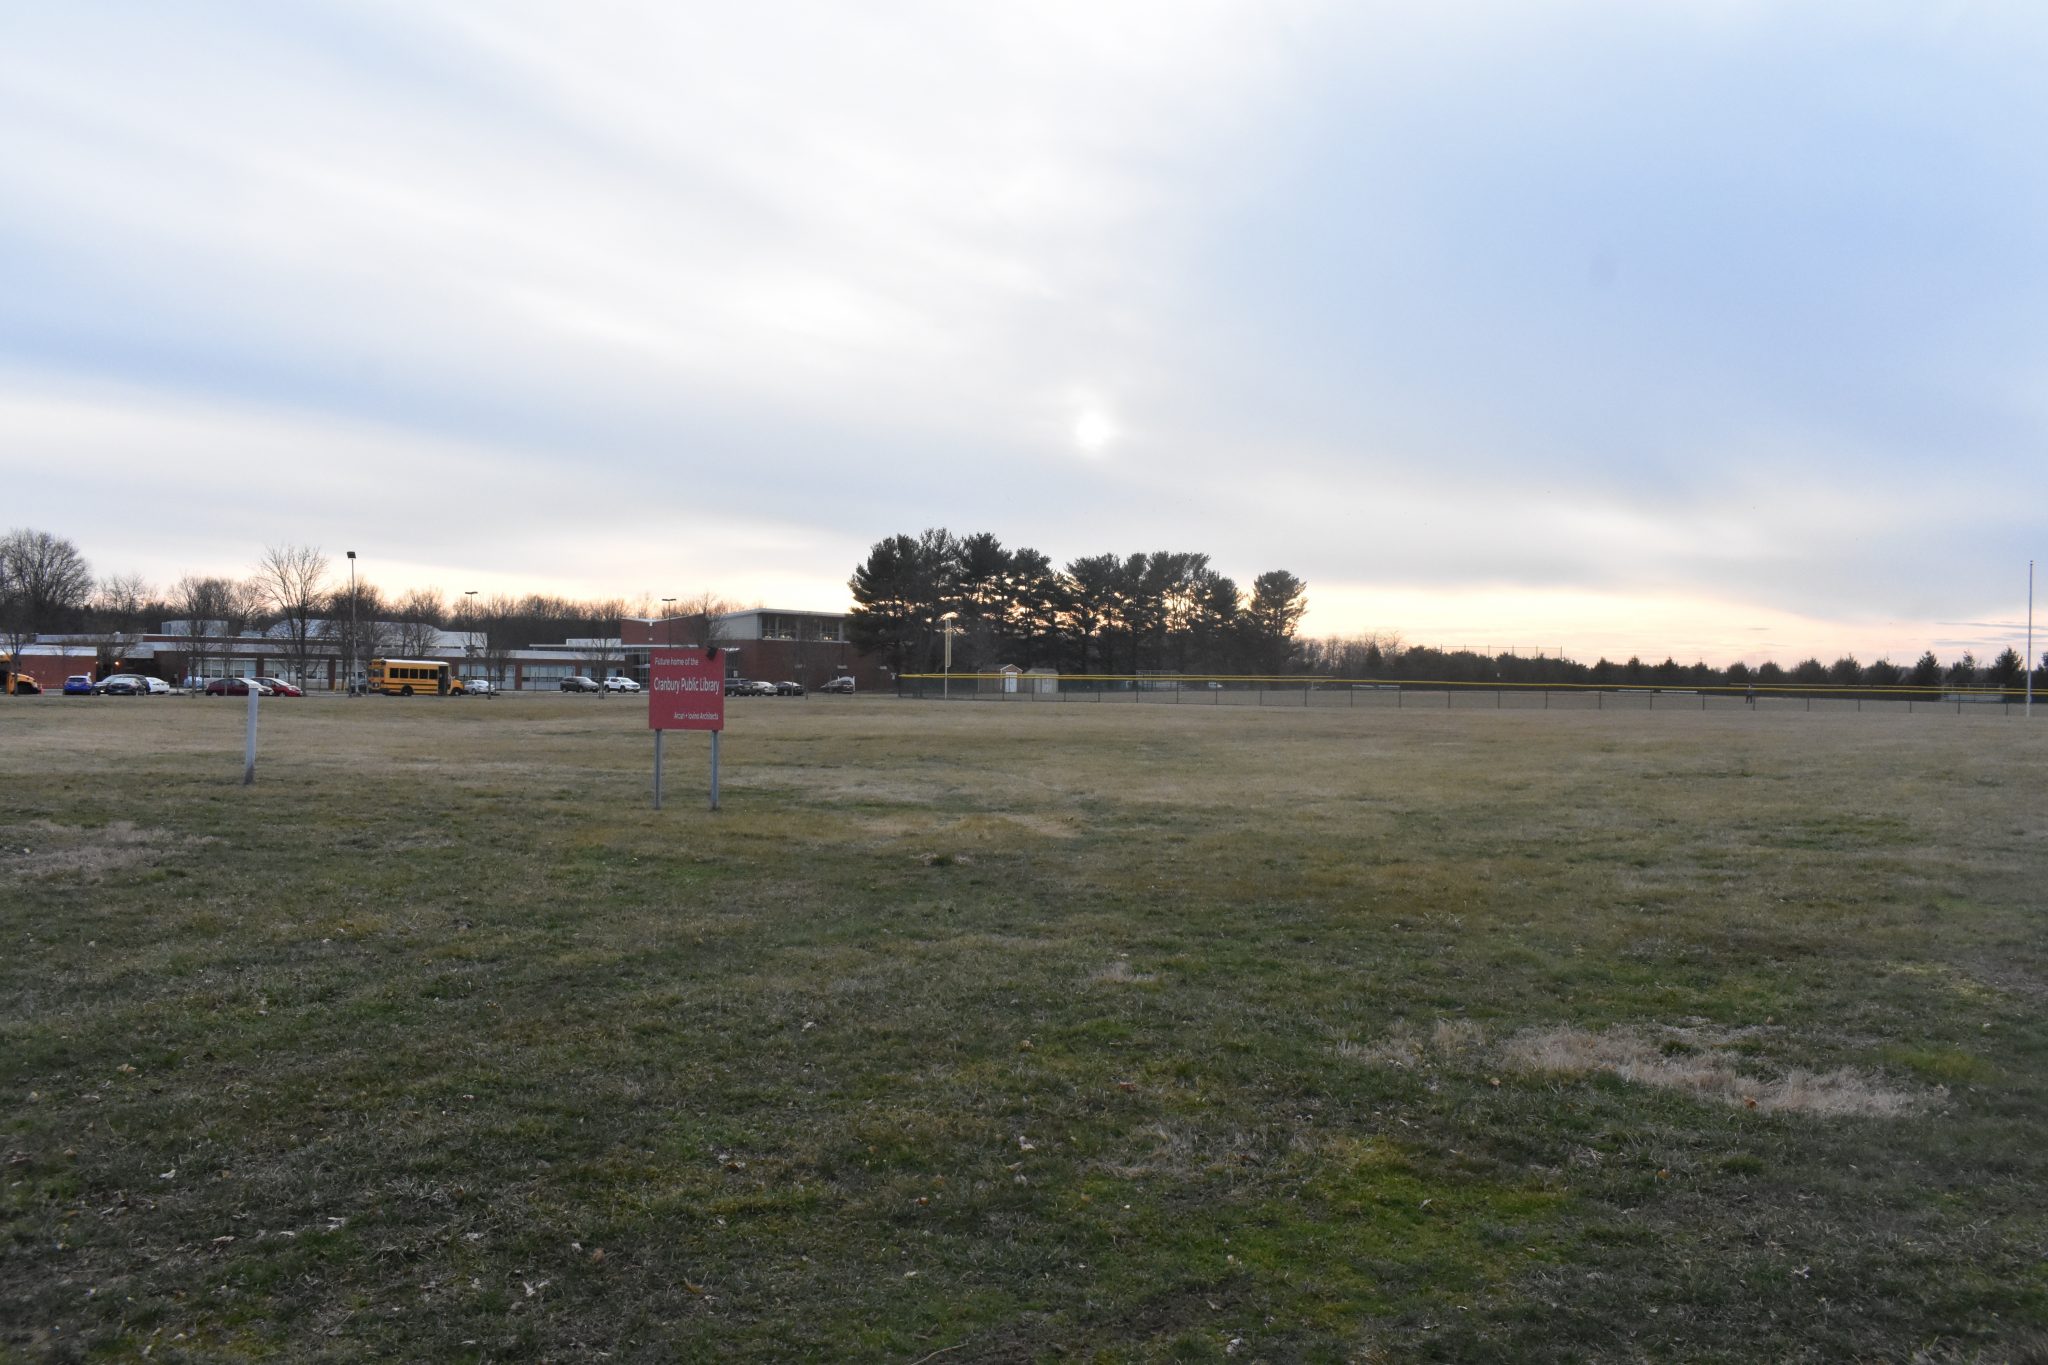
left=848, top=529, right=1308, bottom=676
left=1296, top=635, right=2048, bottom=694
left=0, top=528, right=734, bottom=684
left=5, top=524, right=2040, bottom=693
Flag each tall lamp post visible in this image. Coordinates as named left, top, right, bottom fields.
left=345, top=551, right=357, bottom=695
left=938, top=611, right=961, bottom=701
left=662, top=597, right=676, bottom=648
left=464, top=590, right=478, bottom=681
left=2027, top=559, right=2034, bottom=719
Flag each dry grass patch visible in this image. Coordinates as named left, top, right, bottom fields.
left=1087, top=958, right=1158, bottom=986
left=1340, top=1018, right=1929, bottom=1117
left=1337, top=1017, right=1485, bottom=1068
left=1, top=819, right=218, bottom=880
left=1502, top=1026, right=1928, bottom=1118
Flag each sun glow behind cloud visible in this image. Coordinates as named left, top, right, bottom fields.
left=1073, top=407, right=1117, bottom=455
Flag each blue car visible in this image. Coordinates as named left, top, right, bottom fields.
left=64, top=675, right=94, bottom=695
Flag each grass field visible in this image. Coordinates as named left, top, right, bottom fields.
left=3, top=694, right=2045, bottom=1362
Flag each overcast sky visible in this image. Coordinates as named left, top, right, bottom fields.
left=5, top=2, right=2045, bottom=665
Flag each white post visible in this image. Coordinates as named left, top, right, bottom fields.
left=653, top=729, right=664, bottom=810
left=2027, top=559, right=2034, bottom=718
left=242, top=680, right=259, bottom=785
left=938, top=611, right=960, bottom=701
left=709, top=730, right=721, bottom=811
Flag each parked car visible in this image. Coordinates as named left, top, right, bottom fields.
left=819, top=676, right=856, bottom=694
left=774, top=680, right=805, bottom=696
left=203, top=677, right=274, bottom=696
left=560, top=675, right=601, bottom=693
left=724, top=677, right=774, bottom=696
left=462, top=678, right=498, bottom=697
left=253, top=676, right=302, bottom=697
left=64, top=675, right=95, bottom=695
left=93, top=674, right=151, bottom=696
left=142, top=676, right=173, bottom=694
left=601, top=676, right=641, bottom=693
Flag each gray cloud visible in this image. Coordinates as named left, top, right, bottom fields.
left=2, top=2, right=2042, bottom=662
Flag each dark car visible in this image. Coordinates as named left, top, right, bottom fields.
left=254, top=676, right=303, bottom=697
left=64, top=675, right=95, bottom=695
left=818, top=676, right=855, bottom=694
left=561, top=675, right=601, bottom=693
left=774, top=680, right=804, bottom=696
left=203, top=677, right=273, bottom=696
left=94, top=674, right=150, bottom=696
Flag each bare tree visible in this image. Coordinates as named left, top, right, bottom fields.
left=87, top=572, right=153, bottom=673
left=254, top=544, right=330, bottom=684
left=392, top=587, right=445, bottom=659
left=453, top=591, right=487, bottom=674
left=788, top=615, right=828, bottom=687
left=670, top=591, right=734, bottom=650
left=92, top=571, right=152, bottom=622
left=479, top=593, right=520, bottom=689
left=322, top=581, right=394, bottom=688
left=0, top=528, right=94, bottom=661
left=585, top=597, right=628, bottom=682
left=168, top=575, right=255, bottom=683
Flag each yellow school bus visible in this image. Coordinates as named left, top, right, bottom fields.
left=367, top=658, right=463, bottom=696
left=1, top=654, right=38, bottom=694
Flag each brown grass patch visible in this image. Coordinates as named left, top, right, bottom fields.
left=1339, top=1018, right=1927, bottom=1117
left=1087, top=959, right=1158, bottom=986
left=1337, top=1017, right=1484, bottom=1067
left=1, top=820, right=218, bottom=880
left=1501, top=1026, right=1926, bottom=1118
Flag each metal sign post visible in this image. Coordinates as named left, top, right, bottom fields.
left=242, top=680, right=260, bottom=785
left=648, top=648, right=726, bottom=810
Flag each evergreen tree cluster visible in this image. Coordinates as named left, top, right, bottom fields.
left=847, top=529, right=1308, bottom=677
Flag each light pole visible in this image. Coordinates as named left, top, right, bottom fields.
left=938, top=611, right=960, bottom=701
left=2027, top=559, right=2034, bottom=719
left=345, top=551, right=357, bottom=695
left=662, top=597, right=675, bottom=648
left=464, top=590, right=478, bottom=679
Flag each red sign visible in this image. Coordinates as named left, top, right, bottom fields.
left=648, top=649, right=725, bottom=731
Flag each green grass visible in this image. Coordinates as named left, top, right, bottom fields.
left=2, top=694, right=2046, bottom=1361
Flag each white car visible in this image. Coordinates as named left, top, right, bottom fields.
left=601, top=676, right=641, bottom=693
left=463, top=679, right=498, bottom=697
left=143, top=676, right=172, bottom=695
